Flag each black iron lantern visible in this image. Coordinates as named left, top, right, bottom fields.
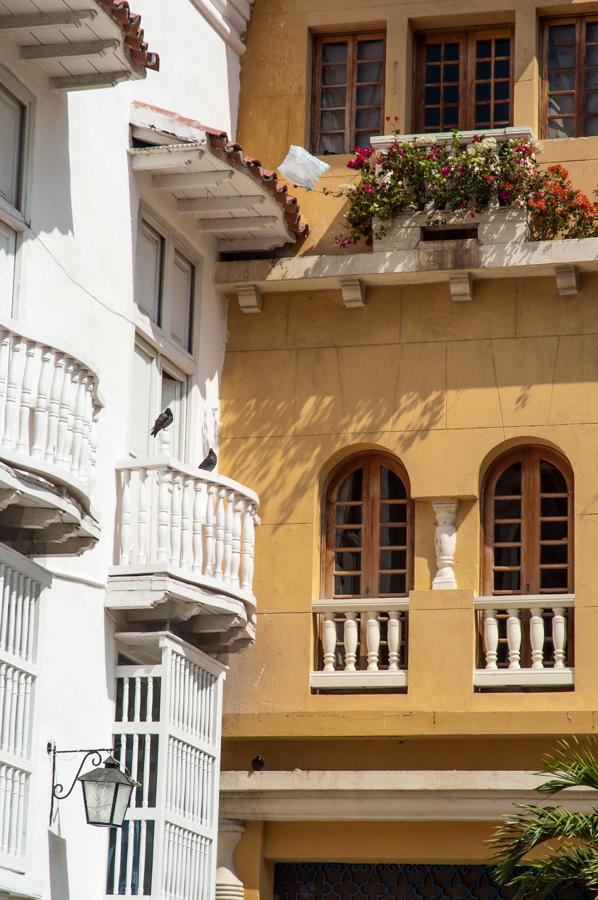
left=78, top=755, right=138, bottom=827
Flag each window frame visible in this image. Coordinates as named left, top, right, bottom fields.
left=541, top=14, right=598, bottom=139
left=129, top=334, right=188, bottom=460
left=311, top=30, right=386, bottom=156
left=321, top=451, right=414, bottom=600
left=481, top=446, right=574, bottom=597
left=413, top=25, right=514, bottom=134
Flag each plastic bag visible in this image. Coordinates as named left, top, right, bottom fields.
left=278, top=145, right=331, bottom=190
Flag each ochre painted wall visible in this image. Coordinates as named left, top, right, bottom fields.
left=238, top=0, right=598, bottom=253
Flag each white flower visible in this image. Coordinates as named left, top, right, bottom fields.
left=481, top=136, right=498, bottom=150
left=467, top=145, right=477, bottom=156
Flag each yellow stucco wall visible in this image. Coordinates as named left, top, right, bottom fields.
left=238, top=0, right=598, bottom=253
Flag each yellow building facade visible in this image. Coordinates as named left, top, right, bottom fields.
left=216, top=1, right=598, bottom=897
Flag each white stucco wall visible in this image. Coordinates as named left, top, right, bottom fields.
left=0, top=0, right=250, bottom=896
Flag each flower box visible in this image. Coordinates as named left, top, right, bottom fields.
left=373, top=207, right=529, bottom=253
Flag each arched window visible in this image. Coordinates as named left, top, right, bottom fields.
left=482, top=446, right=573, bottom=596
left=323, top=453, right=413, bottom=598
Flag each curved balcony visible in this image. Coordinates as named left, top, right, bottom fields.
left=106, top=453, right=259, bottom=653
left=0, top=318, right=101, bottom=555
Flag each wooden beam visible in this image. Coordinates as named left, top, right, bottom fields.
left=20, top=39, right=118, bottom=60
left=130, top=145, right=205, bottom=172
left=152, top=170, right=233, bottom=190
left=237, top=285, right=262, bottom=314
left=177, top=195, right=265, bottom=214
left=0, top=9, right=97, bottom=31
left=198, top=215, right=278, bottom=233
left=52, top=71, right=130, bottom=91
left=218, top=237, right=286, bottom=254
left=340, top=277, right=367, bottom=308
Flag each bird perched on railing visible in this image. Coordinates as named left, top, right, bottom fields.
left=150, top=407, right=173, bottom=437
left=198, top=449, right=217, bottom=471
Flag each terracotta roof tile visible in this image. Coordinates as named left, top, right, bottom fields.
left=97, top=1, right=159, bottom=72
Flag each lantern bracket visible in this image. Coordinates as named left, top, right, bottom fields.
left=47, top=741, right=115, bottom=826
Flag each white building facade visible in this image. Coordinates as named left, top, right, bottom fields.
left=0, top=1, right=303, bottom=897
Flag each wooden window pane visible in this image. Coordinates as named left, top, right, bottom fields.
left=338, top=469, right=363, bottom=501
left=358, top=39, right=383, bottom=61
left=160, top=370, right=184, bottom=458
left=381, top=468, right=406, bottom=500
left=495, top=522, right=521, bottom=543
left=322, top=65, right=347, bottom=86
left=323, top=43, right=347, bottom=62
left=170, top=250, right=194, bottom=352
left=541, top=520, right=568, bottom=541
left=380, top=503, right=407, bottom=524
left=335, top=575, right=360, bottom=596
left=543, top=16, right=598, bottom=137
left=321, top=87, right=346, bottom=108
left=336, top=504, right=362, bottom=525
left=380, top=573, right=406, bottom=594
left=335, top=528, right=361, bottom=548
left=585, top=115, right=598, bottom=134
left=494, top=570, right=521, bottom=592
left=136, top=220, right=164, bottom=325
left=548, top=118, right=575, bottom=137
left=130, top=343, right=153, bottom=457
left=0, top=83, right=24, bottom=210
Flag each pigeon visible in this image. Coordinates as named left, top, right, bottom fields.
left=198, top=448, right=217, bottom=471
left=150, top=407, right=173, bottom=437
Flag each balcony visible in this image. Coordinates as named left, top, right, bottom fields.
left=0, top=319, right=101, bottom=555
left=106, top=453, right=259, bottom=653
left=474, top=595, right=574, bottom=689
left=310, top=599, right=409, bottom=691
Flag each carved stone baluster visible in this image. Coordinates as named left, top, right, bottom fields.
left=484, top=610, right=498, bottom=670
left=204, top=483, right=217, bottom=577
left=231, top=496, right=243, bottom=587
left=0, top=330, right=10, bottom=440
left=44, top=353, right=65, bottom=463
left=214, top=487, right=226, bottom=581
left=343, top=612, right=357, bottom=671
left=89, top=405, right=99, bottom=493
left=3, top=335, right=22, bottom=449
left=79, top=378, right=94, bottom=482
left=56, top=357, right=74, bottom=465
left=157, top=468, right=172, bottom=563
left=241, top=502, right=255, bottom=592
left=387, top=611, right=401, bottom=671
left=137, top=470, right=148, bottom=564
left=530, top=607, right=545, bottom=669
left=64, top=366, right=81, bottom=471
left=170, top=474, right=183, bottom=567
left=322, top=613, right=336, bottom=673
left=366, top=612, right=380, bottom=671
left=506, top=608, right=521, bottom=669
left=71, top=372, right=88, bottom=478
left=17, top=341, right=37, bottom=455
left=223, top=490, right=235, bottom=584
left=120, top=470, right=131, bottom=565
left=181, top=478, right=194, bottom=569
left=552, top=607, right=567, bottom=669
left=192, top=481, right=206, bottom=573
left=432, top=499, right=459, bottom=589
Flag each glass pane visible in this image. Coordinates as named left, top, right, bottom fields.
left=494, top=81, right=510, bottom=100
left=549, top=45, right=575, bottom=68
left=587, top=22, right=598, bottom=43
left=425, top=86, right=441, bottom=104
left=379, top=572, right=406, bottom=594
left=323, top=42, right=347, bottom=62
left=476, top=83, right=491, bottom=102
left=540, top=461, right=567, bottom=493
left=336, top=504, right=362, bottom=525
left=444, top=106, right=459, bottom=126
left=136, top=220, right=163, bottom=324
left=335, top=528, right=361, bottom=548
left=550, top=24, right=576, bottom=45
left=495, top=38, right=510, bottom=57
left=476, top=104, right=491, bottom=124
left=161, top=371, right=183, bottom=457
left=494, top=522, right=521, bottom=543
left=425, top=107, right=441, bottom=127
left=380, top=549, right=406, bottom=569
left=540, top=568, right=568, bottom=590
left=541, top=520, right=568, bottom=541
left=380, top=503, right=407, bottom=524
left=549, top=94, right=575, bottom=115
left=381, top=468, right=406, bottom=500
left=494, top=499, right=521, bottom=519
left=337, top=470, right=363, bottom=502
left=426, top=64, right=441, bottom=84
left=586, top=68, right=598, bottom=90
left=477, top=40, right=492, bottom=58
left=587, top=46, right=598, bottom=66
left=494, top=59, right=510, bottom=78
left=549, top=69, right=575, bottom=91
left=170, top=251, right=193, bottom=351
left=426, top=44, right=441, bottom=62
left=586, top=92, right=598, bottom=113
left=494, top=462, right=521, bottom=497
left=493, top=102, right=510, bottom=122
left=494, top=546, right=521, bottom=567
left=130, top=344, right=152, bottom=456
left=0, top=84, right=23, bottom=209
left=380, top=526, right=406, bottom=547
left=444, top=64, right=459, bottom=81
left=357, top=62, right=383, bottom=83
left=541, top=544, right=568, bottom=565
left=335, top=551, right=361, bottom=572
left=584, top=115, right=598, bottom=135
left=321, top=87, right=346, bottom=108
left=541, top=497, right=568, bottom=518
left=357, top=84, right=382, bottom=105
left=357, top=39, right=383, bottom=61
left=321, top=109, right=345, bottom=131
left=444, top=43, right=459, bottom=61
left=318, top=133, right=345, bottom=154
left=322, top=65, right=347, bottom=86
left=548, top=117, right=575, bottom=138
left=444, top=85, right=459, bottom=103
left=494, top=569, right=520, bottom=591
left=476, top=61, right=491, bottom=79
left=335, top=574, right=360, bottom=596
left=355, top=108, right=381, bottom=130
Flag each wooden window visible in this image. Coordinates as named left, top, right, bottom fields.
left=129, top=337, right=187, bottom=458
left=170, top=250, right=194, bottom=352
left=136, top=218, right=165, bottom=326
left=312, top=32, right=385, bottom=155
left=482, top=447, right=574, bottom=596
left=414, top=28, right=513, bottom=133
left=0, top=82, right=24, bottom=211
left=542, top=15, right=598, bottom=138
left=323, top=453, right=413, bottom=599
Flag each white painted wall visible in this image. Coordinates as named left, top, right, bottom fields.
left=0, top=0, right=251, bottom=896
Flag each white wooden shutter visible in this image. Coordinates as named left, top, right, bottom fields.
left=130, top=343, right=153, bottom=457
left=136, top=220, right=164, bottom=324
left=170, top=252, right=194, bottom=351
left=0, top=85, right=23, bottom=210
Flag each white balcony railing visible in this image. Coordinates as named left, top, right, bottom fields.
left=474, top=595, right=574, bottom=688
left=112, top=458, right=259, bottom=609
left=310, top=599, right=409, bottom=690
left=0, top=544, right=50, bottom=874
left=0, top=319, right=101, bottom=508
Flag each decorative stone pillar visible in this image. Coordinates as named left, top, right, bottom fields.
left=215, top=819, right=245, bottom=900
left=431, top=499, right=459, bottom=590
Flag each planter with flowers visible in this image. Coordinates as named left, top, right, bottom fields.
left=326, top=127, right=598, bottom=252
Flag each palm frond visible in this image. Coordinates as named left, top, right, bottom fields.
left=498, top=844, right=597, bottom=900
left=537, top=737, right=598, bottom=795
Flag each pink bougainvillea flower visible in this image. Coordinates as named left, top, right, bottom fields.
left=441, top=165, right=452, bottom=176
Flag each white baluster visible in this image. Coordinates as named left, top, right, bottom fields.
left=71, top=372, right=88, bottom=478
left=231, top=495, right=244, bottom=586
left=530, top=607, right=545, bottom=669
left=3, top=335, right=22, bottom=448
left=387, top=611, right=401, bottom=671
left=431, top=499, right=459, bottom=589
left=16, top=341, right=37, bottom=455
left=223, top=490, right=235, bottom=583
left=0, top=330, right=10, bottom=440
left=322, top=613, right=336, bottom=673
left=137, top=469, right=148, bottom=564
left=79, top=377, right=94, bottom=483
left=56, top=357, right=74, bottom=465
left=157, top=468, right=172, bottom=563
left=366, top=612, right=380, bottom=671
left=552, top=607, right=567, bottom=669
left=214, top=487, right=226, bottom=580
left=89, top=405, right=99, bottom=492
left=241, top=502, right=255, bottom=592
left=192, top=481, right=206, bottom=573
left=343, top=612, right=357, bottom=672
left=204, top=483, right=217, bottom=577
left=64, top=366, right=80, bottom=471
left=44, top=352, right=64, bottom=463
left=120, top=470, right=131, bottom=565
left=32, top=346, right=53, bottom=460
left=170, top=473, right=183, bottom=566
left=484, top=610, right=498, bottom=670
left=506, top=608, right=521, bottom=669
left=181, top=477, right=194, bottom=569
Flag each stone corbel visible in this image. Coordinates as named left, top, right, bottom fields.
left=432, top=498, right=459, bottom=590
left=554, top=264, right=578, bottom=296
left=216, top=819, right=245, bottom=900
left=237, top=284, right=262, bottom=314
left=340, top=277, right=367, bottom=308
left=448, top=273, right=473, bottom=302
